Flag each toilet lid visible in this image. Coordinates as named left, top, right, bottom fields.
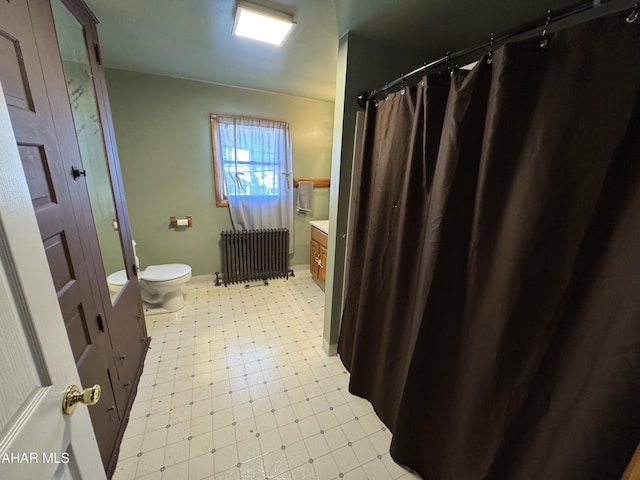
left=106, top=269, right=128, bottom=287
left=141, top=264, right=191, bottom=282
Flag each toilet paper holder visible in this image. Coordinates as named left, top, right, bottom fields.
left=170, top=215, right=193, bottom=228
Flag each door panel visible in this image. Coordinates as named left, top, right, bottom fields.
left=0, top=0, right=118, bottom=468
left=19, top=144, right=57, bottom=207
left=0, top=30, right=34, bottom=111
left=65, top=305, right=92, bottom=362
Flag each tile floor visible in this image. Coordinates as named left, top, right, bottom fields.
left=113, top=268, right=421, bottom=480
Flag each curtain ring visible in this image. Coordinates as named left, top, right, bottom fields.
left=539, top=9, right=552, bottom=48
left=400, top=74, right=406, bottom=95
left=627, top=3, right=639, bottom=23
left=487, top=33, right=495, bottom=64
left=445, top=51, right=455, bottom=76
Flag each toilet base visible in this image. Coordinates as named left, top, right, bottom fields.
left=142, top=288, right=186, bottom=314
left=143, top=306, right=173, bottom=316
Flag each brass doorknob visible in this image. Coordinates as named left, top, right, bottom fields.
left=62, top=384, right=101, bottom=415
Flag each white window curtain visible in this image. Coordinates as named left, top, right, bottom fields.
left=214, top=115, right=294, bottom=253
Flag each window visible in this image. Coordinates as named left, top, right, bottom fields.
left=211, top=114, right=291, bottom=207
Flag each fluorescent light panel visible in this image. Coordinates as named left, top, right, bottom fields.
left=233, top=2, right=295, bottom=46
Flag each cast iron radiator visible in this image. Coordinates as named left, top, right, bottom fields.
left=216, top=228, right=294, bottom=287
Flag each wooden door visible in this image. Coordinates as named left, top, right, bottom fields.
left=0, top=0, right=119, bottom=468
left=53, top=0, right=148, bottom=408
left=0, top=81, right=106, bottom=480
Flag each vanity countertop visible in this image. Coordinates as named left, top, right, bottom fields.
left=309, top=220, right=329, bottom=235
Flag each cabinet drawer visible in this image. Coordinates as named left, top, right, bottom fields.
left=311, top=226, right=328, bottom=247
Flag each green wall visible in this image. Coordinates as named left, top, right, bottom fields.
left=104, top=69, right=334, bottom=276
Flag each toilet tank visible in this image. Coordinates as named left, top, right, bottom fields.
left=132, top=239, right=140, bottom=273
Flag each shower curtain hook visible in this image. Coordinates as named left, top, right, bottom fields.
left=445, top=51, right=455, bottom=76
left=627, top=3, right=639, bottom=23
left=400, top=74, right=406, bottom=95
left=487, top=33, right=495, bottom=64
left=539, top=9, right=552, bottom=48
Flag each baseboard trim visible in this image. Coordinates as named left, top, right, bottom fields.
left=322, top=339, right=337, bottom=356
left=189, top=274, right=216, bottom=284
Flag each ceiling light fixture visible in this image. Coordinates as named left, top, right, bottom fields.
left=233, top=2, right=296, bottom=46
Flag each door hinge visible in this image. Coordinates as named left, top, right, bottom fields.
left=96, top=314, right=104, bottom=332
left=94, top=43, right=102, bottom=65
left=132, top=264, right=137, bottom=277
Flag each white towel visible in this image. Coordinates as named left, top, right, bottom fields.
left=296, top=181, right=313, bottom=213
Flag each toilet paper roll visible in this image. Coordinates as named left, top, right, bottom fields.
left=176, top=218, right=189, bottom=227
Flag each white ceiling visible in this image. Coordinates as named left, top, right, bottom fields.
left=84, top=0, right=632, bottom=103
left=85, top=0, right=339, bottom=101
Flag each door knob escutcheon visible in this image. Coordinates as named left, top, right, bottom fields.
left=62, top=384, right=101, bottom=415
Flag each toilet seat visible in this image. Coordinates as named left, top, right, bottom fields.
left=141, top=264, right=191, bottom=283
left=106, top=263, right=191, bottom=287
left=106, top=269, right=128, bottom=287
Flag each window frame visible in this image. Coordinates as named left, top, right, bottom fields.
left=211, top=115, right=228, bottom=207
left=210, top=114, right=288, bottom=207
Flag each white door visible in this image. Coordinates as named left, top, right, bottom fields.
left=0, top=84, right=106, bottom=479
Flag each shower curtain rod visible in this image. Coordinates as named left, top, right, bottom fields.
left=357, top=0, right=639, bottom=107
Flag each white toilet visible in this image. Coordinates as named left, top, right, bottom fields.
left=106, top=241, right=192, bottom=314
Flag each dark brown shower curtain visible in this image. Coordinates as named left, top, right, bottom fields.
left=339, top=11, right=640, bottom=480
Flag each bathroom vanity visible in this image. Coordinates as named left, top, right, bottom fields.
left=310, top=220, right=329, bottom=289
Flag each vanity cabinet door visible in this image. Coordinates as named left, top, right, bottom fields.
left=310, top=226, right=327, bottom=288
left=310, top=238, right=320, bottom=279
left=318, top=244, right=327, bottom=286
